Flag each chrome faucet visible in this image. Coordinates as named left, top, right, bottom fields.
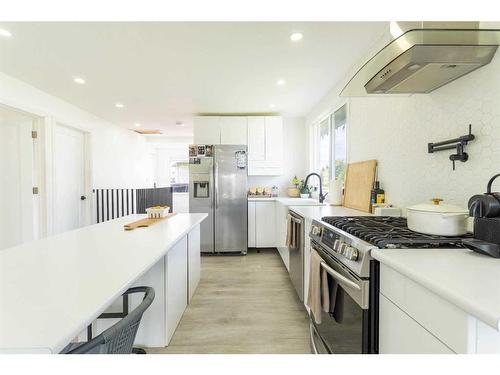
left=304, top=173, right=327, bottom=203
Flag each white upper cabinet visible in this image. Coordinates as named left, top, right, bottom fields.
left=264, top=116, right=283, bottom=162
left=193, top=116, right=283, bottom=175
left=220, top=117, right=247, bottom=145
left=247, top=117, right=266, bottom=161
left=193, top=116, right=221, bottom=144
left=247, top=116, right=283, bottom=176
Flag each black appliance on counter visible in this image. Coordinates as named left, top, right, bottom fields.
left=464, top=173, right=500, bottom=258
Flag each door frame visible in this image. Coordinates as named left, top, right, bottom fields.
left=0, top=103, right=43, bottom=245
left=0, top=99, right=93, bottom=236
left=48, top=120, right=92, bottom=234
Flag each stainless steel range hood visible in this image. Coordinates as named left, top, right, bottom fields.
left=341, top=22, right=500, bottom=96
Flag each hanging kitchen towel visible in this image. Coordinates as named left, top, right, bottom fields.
left=327, top=275, right=345, bottom=323
left=285, top=214, right=296, bottom=248
left=307, top=249, right=330, bottom=324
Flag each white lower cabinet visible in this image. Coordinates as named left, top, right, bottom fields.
left=255, top=202, right=275, bottom=247
left=84, top=230, right=201, bottom=348
left=165, top=236, right=188, bottom=343
left=187, top=225, right=201, bottom=303
left=247, top=201, right=275, bottom=248
left=379, top=294, right=454, bottom=354
left=379, top=263, right=500, bottom=354
left=248, top=202, right=256, bottom=247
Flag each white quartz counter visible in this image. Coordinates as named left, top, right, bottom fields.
left=247, top=197, right=324, bottom=205
left=289, top=205, right=370, bottom=221
left=0, top=213, right=206, bottom=353
left=372, top=248, right=500, bottom=331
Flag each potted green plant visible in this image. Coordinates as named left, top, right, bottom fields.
left=298, top=180, right=310, bottom=199
left=287, top=176, right=301, bottom=197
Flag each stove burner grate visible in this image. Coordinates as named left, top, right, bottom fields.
left=321, top=216, right=470, bottom=249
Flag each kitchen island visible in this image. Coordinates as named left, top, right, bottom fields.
left=0, top=213, right=206, bottom=354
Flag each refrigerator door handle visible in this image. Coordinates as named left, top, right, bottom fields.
left=214, top=161, right=219, bottom=209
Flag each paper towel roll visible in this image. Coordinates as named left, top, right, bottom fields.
left=329, top=179, right=343, bottom=205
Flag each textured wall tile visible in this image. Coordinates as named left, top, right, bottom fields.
left=348, top=53, right=500, bottom=210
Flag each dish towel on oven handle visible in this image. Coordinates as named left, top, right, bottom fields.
left=285, top=214, right=296, bottom=248
left=307, top=249, right=330, bottom=324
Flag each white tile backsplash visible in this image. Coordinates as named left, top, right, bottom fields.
left=347, top=52, right=500, bottom=211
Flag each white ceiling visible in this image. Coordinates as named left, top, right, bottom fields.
left=0, top=22, right=387, bottom=135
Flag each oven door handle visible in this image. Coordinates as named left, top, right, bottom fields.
left=320, top=261, right=361, bottom=291
left=288, top=214, right=303, bottom=224
left=310, top=322, right=319, bottom=354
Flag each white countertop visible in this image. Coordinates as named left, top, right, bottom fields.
left=248, top=196, right=325, bottom=205
left=0, top=213, right=206, bottom=353
left=289, top=205, right=371, bottom=221
left=372, top=248, right=500, bottom=331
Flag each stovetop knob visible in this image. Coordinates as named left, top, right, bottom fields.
left=344, top=246, right=359, bottom=261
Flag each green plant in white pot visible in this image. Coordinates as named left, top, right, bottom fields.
left=298, top=180, right=310, bottom=199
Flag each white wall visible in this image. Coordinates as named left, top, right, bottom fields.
left=0, top=71, right=154, bottom=189
left=306, top=38, right=500, bottom=211
left=248, top=117, right=308, bottom=195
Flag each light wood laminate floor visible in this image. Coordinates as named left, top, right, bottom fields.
left=147, top=249, right=311, bottom=354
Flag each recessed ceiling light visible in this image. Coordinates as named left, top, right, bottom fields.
left=0, top=29, right=12, bottom=38
left=269, top=104, right=276, bottom=109
left=73, top=77, right=86, bottom=84
left=176, top=122, right=185, bottom=127
left=134, top=123, right=141, bottom=127
left=115, top=103, right=125, bottom=108
left=290, top=32, right=303, bottom=42
left=276, top=79, right=286, bottom=86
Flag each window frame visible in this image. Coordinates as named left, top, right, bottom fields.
left=310, top=100, right=349, bottom=191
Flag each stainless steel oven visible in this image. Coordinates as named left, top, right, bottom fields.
left=309, top=239, right=378, bottom=354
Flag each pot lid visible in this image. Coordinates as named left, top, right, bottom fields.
left=407, top=198, right=468, bottom=214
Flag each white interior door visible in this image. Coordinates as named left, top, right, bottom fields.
left=0, top=108, right=36, bottom=249
left=53, top=123, right=86, bottom=234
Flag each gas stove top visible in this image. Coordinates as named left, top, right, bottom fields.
left=321, top=216, right=469, bottom=249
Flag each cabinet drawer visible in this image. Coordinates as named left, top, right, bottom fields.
left=379, top=294, right=454, bottom=354
left=380, top=264, right=474, bottom=353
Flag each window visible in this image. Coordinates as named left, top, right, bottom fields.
left=318, top=117, right=331, bottom=192
left=333, top=105, right=347, bottom=183
left=312, top=103, right=348, bottom=192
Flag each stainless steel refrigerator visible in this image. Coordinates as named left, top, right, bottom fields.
left=189, top=144, right=248, bottom=254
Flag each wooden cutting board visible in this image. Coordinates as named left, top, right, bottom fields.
left=124, top=213, right=177, bottom=231
left=343, top=160, right=377, bottom=213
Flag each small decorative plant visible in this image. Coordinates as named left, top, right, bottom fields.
left=292, top=176, right=300, bottom=188
left=298, top=180, right=310, bottom=197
